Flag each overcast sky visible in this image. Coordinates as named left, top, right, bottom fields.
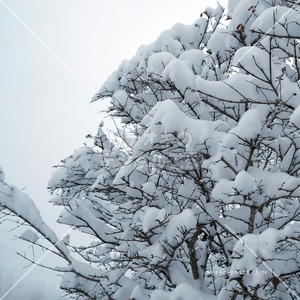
left=0, top=1, right=227, bottom=299
left=1, top=0, right=226, bottom=222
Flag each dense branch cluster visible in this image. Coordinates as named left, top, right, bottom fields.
left=1, top=0, right=300, bottom=299
left=282, top=0, right=300, bottom=8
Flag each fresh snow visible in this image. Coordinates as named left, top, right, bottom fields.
left=2, top=0, right=300, bottom=299
left=20, top=229, right=39, bottom=243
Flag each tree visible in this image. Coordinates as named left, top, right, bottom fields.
left=281, top=0, right=299, bottom=8
left=1, top=0, right=300, bottom=299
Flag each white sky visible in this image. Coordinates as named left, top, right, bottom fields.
left=0, top=1, right=227, bottom=299
left=1, top=0, right=226, bottom=222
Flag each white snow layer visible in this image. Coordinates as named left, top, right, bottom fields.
left=251, top=6, right=300, bottom=37
left=230, top=224, right=298, bottom=286
left=151, top=283, right=217, bottom=300
left=135, top=99, right=229, bottom=156
left=20, top=229, right=39, bottom=243
left=0, top=171, right=71, bottom=261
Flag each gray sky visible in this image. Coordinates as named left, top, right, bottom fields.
left=0, top=0, right=226, bottom=223
left=0, top=1, right=227, bottom=299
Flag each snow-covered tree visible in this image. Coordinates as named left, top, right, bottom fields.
left=1, top=0, right=300, bottom=299
left=282, top=0, right=299, bottom=8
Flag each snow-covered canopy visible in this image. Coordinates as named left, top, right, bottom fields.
left=1, top=0, right=300, bottom=299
